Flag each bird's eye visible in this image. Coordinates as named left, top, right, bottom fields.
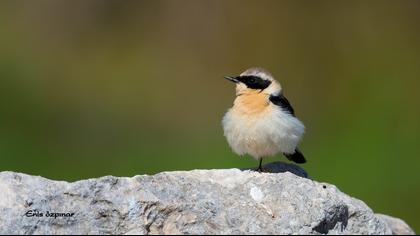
left=249, top=78, right=255, bottom=83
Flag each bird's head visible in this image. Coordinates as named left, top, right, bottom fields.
left=225, top=67, right=282, bottom=96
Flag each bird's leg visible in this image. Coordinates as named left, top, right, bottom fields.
left=256, top=158, right=263, bottom=172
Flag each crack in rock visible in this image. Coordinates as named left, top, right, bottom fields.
left=312, top=205, right=349, bottom=234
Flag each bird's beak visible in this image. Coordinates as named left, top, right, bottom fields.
left=224, top=76, right=239, bottom=83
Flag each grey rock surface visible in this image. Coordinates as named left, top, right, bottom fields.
left=0, top=162, right=414, bottom=235
left=376, top=214, right=415, bottom=235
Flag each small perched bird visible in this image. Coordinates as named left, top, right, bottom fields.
left=222, top=67, right=306, bottom=172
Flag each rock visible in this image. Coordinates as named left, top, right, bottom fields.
left=376, top=214, right=415, bottom=235
left=0, top=162, right=415, bottom=235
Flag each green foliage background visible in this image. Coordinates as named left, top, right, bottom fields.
left=0, top=0, right=419, bottom=231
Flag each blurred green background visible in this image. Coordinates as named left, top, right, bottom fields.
left=0, top=0, right=419, bottom=231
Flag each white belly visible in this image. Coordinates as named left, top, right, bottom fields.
left=222, top=105, right=305, bottom=160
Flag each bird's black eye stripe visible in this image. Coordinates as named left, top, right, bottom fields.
left=237, top=75, right=271, bottom=90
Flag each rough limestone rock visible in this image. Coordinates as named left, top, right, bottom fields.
left=0, top=162, right=414, bottom=235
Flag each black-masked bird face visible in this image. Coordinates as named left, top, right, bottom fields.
left=225, top=68, right=282, bottom=96
left=224, top=75, right=271, bottom=90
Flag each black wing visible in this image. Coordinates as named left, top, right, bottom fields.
left=269, top=94, right=295, bottom=116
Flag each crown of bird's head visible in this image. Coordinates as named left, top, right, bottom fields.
left=225, top=67, right=282, bottom=96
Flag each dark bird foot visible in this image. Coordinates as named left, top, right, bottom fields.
left=255, top=159, right=264, bottom=173
left=255, top=167, right=266, bottom=173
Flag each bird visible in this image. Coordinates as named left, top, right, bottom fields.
left=222, top=67, right=306, bottom=172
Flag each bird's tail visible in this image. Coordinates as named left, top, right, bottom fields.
left=284, top=149, right=306, bottom=164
